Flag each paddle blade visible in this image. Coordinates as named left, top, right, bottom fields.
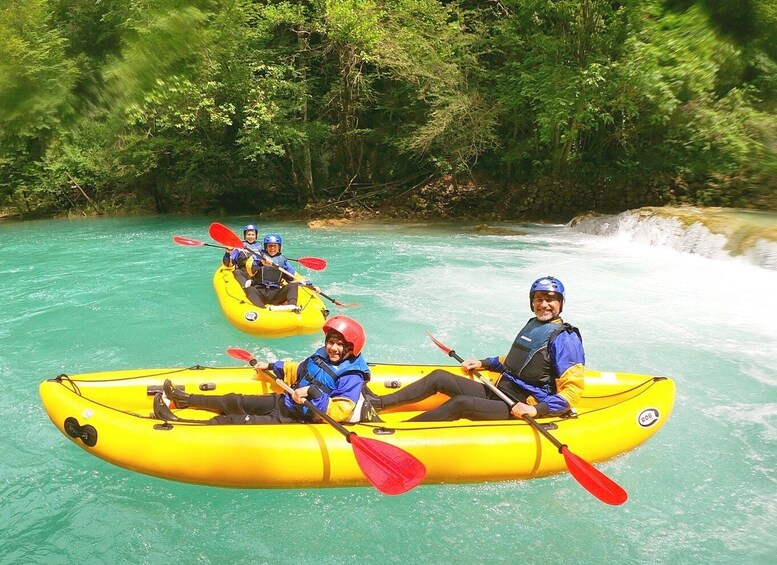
left=426, top=331, right=453, bottom=356
left=173, top=236, right=204, bottom=246
left=295, top=256, right=327, bottom=271
left=561, top=447, right=628, bottom=506
left=209, top=222, right=244, bottom=248
left=350, top=435, right=426, bottom=495
left=226, top=347, right=256, bottom=364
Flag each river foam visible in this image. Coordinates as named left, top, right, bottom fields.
left=570, top=207, right=777, bottom=270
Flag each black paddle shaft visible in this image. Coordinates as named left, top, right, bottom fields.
left=445, top=348, right=566, bottom=453
left=252, top=364, right=354, bottom=441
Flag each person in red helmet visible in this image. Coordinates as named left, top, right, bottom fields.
left=153, top=316, right=376, bottom=424
left=364, top=276, right=585, bottom=421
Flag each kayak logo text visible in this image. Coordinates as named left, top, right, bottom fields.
left=637, top=408, right=660, bottom=428
left=245, top=311, right=258, bottom=322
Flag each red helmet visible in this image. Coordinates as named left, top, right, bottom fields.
left=322, top=316, right=366, bottom=356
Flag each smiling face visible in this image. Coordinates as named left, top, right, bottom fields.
left=531, top=291, right=562, bottom=321
left=324, top=331, right=352, bottom=363
left=264, top=242, right=280, bottom=256
left=244, top=230, right=257, bottom=243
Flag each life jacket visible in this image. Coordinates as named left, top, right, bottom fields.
left=285, top=348, right=371, bottom=423
left=247, top=253, right=287, bottom=287
left=230, top=241, right=263, bottom=269
left=244, top=241, right=263, bottom=253
left=498, top=318, right=578, bottom=399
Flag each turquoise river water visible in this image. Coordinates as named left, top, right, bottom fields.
left=1, top=215, right=776, bottom=564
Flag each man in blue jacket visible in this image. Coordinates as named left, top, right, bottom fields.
left=366, top=276, right=585, bottom=421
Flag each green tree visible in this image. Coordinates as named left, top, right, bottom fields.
left=0, top=0, right=76, bottom=210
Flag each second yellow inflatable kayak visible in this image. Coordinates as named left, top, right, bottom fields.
left=212, top=266, right=328, bottom=338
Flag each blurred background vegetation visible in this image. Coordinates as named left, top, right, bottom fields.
left=1, top=0, right=776, bottom=220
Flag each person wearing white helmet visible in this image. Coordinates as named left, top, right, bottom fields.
left=365, top=276, right=585, bottom=421
left=153, top=316, right=377, bottom=424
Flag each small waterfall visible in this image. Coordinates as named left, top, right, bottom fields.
left=569, top=208, right=777, bottom=270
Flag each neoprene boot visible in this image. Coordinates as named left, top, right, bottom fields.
left=163, top=379, right=190, bottom=409
left=153, top=393, right=179, bottom=421
left=362, top=385, right=383, bottom=410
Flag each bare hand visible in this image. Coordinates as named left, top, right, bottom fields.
left=292, top=386, right=310, bottom=404
left=460, top=358, right=482, bottom=373
left=251, top=361, right=270, bottom=379
left=511, top=402, right=537, bottom=419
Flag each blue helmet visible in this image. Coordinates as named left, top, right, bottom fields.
left=243, top=224, right=259, bottom=238
left=529, top=276, right=566, bottom=311
left=263, top=233, right=282, bottom=249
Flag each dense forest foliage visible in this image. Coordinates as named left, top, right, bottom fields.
left=2, top=0, right=776, bottom=220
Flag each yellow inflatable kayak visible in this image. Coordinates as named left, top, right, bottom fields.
left=40, top=363, right=675, bottom=489
left=212, top=266, right=329, bottom=338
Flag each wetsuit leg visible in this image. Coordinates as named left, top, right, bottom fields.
left=244, top=285, right=270, bottom=307
left=233, top=269, right=250, bottom=287
left=265, top=283, right=299, bottom=306
left=187, top=392, right=278, bottom=416
left=211, top=413, right=280, bottom=424
left=188, top=393, right=299, bottom=425
left=407, top=395, right=511, bottom=422
left=280, top=282, right=299, bottom=306
left=379, top=370, right=488, bottom=409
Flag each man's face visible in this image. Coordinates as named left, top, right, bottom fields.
left=531, top=291, right=561, bottom=321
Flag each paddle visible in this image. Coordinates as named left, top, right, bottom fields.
left=426, top=332, right=628, bottom=506
left=225, top=347, right=426, bottom=495
left=208, top=222, right=356, bottom=307
left=172, top=235, right=327, bottom=271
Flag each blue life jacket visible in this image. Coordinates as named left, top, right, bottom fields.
left=284, top=348, right=370, bottom=421
left=225, top=241, right=264, bottom=269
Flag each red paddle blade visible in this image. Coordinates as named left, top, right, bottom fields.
left=209, top=222, right=244, bottom=248
left=226, top=347, right=256, bottom=363
left=296, top=257, right=327, bottom=271
left=426, top=332, right=453, bottom=355
left=173, top=236, right=204, bottom=246
left=562, top=447, right=628, bottom=505
left=350, top=435, right=426, bottom=495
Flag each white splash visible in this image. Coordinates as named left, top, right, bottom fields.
left=570, top=210, right=777, bottom=270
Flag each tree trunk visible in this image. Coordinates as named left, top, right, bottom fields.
left=296, top=21, right=314, bottom=206
left=339, top=43, right=362, bottom=187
